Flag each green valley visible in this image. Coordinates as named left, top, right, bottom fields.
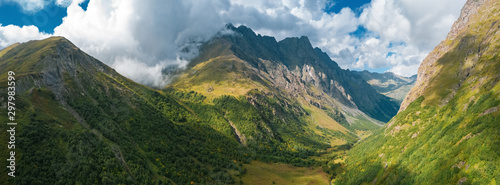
left=0, top=26, right=391, bottom=184
left=0, top=0, right=498, bottom=184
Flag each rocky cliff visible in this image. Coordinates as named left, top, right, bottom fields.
left=178, top=24, right=399, bottom=123
left=400, top=0, right=488, bottom=112
left=337, top=0, right=500, bottom=184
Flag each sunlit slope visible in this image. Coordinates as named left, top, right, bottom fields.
left=336, top=0, right=500, bottom=184
left=0, top=37, right=251, bottom=184
left=0, top=36, right=364, bottom=184
left=171, top=25, right=397, bottom=141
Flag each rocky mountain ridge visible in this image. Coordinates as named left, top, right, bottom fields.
left=177, top=24, right=399, bottom=123
left=0, top=32, right=379, bottom=184
left=400, top=0, right=488, bottom=112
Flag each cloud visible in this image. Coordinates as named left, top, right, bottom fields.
left=111, top=57, right=188, bottom=87
left=51, top=0, right=230, bottom=87
left=1, top=0, right=467, bottom=83
left=6, top=0, right=47, bottom=13
left=55, top=0, right=73, bottom=7
left=0, top=24, right=50, bottom=48
left=346, top=0, right=467, bottom=76
left=220, top=0, right=465, bottom=77
left=5, top=0, right=77, bottom=12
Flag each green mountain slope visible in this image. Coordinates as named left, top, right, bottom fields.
left=0, top=37, right=253, bottom=184
left=172, top=25, right=398, bottom=136
left=352, top=70, right=417, bottom=103
left=335, top=0, right=500, bottom=184
left=0, top=25, right=401, bottom=184
left=0, top=36, right=362, bottom=184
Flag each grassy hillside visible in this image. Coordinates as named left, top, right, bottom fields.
left=172, top=25, right=391, bottom=138
left=334, top=0, right=500, bottom=184
left=0, top=37, right=255, bottom=184
left=182, top=24, right=399, bottom=123
left=0, top=36, right=360, bottom=184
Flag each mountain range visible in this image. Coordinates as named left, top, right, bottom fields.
left=0, top=23, right=397, bottom=184
left=352, top=70, right=417, bottom=103
left=0, top=0, right=498, bottom=183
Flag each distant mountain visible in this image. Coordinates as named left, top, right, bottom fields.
left=352, top=70, right=417, bottom=103
left=336, top=0, right=500, bottom=184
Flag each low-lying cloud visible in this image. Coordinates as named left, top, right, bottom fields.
left=0, top=0, right=467, bottom=86
left=51, top=0, right=231, bottom=87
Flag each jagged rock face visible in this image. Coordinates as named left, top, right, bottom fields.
left=447, top=0, right=487, bottom=40
left=261, top=58, right=355, bottom=104
left=259, top=59, right=358, bottom=112
left=203, top=25, right=399, bottom=122
left=400, top=0, right=488, bottom=112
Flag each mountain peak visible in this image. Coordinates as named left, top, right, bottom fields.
left=0, top=36, right=114, bottom=91
left=232, top=25, right=257, bottom=38
left=184, top=24, right=399, bottom=122
left=278, top=36, right=312, bottom=49
left=43, top=36, right=79, bottom=50
left=28, top=36, right=77, bottom=50
left=224, top=23, right=236, bottom=29
left=0, top=36, right=80, bottom=60
left=42, top=36, right=72, bottom=43
left=222, top=24, right=312, bottom=48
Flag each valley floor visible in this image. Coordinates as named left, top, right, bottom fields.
left=238, top=161, right=330, bottom=185
left=235, top=142, right=353, bottom=185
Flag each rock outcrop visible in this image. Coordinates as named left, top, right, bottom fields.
left=400, top=0, right=488, bottom=112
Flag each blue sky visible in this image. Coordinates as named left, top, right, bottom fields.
left=0, top=0, right=466, bottom=85
left=326, top=0, right=371, bottom=15
left=0, top=0, right=368, bottom=34
left=0, top=0, right=89, bottom=34
left=0, top=1, right=65, bottom=34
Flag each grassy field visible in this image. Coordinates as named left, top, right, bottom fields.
left=239, top=161, right=330, bottom=185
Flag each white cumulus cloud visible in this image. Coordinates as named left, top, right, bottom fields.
left=5, top=0, right=47, bottom=13
left=0, top=0, right=467, bottom=83
left=0, top=24, right=50, bottom=48
left=55, top=0, right=73, bottom=7
left=351, top=0, right=467, bottom=76
left=51, top=0, right=230, bottom=87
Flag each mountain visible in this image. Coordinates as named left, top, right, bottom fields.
left=352, top=70, right=417, bottom=103
left=0, top=37, right=255, bottom=184
left=0, top=23, right=401, bottom=183
left=335, top=0, right=500, bottom=184
left=0, top=28, right=395, bottom=184
left=172, top=24, right=399, bottom=125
